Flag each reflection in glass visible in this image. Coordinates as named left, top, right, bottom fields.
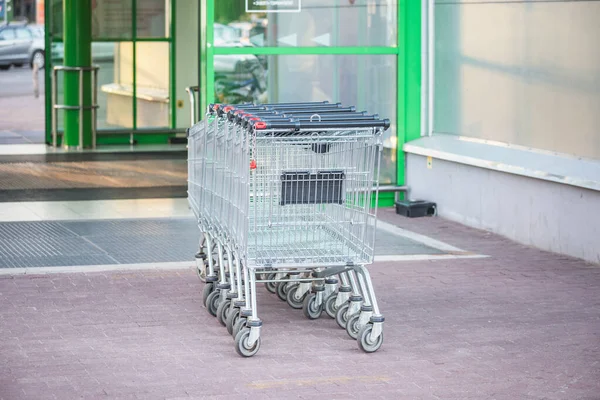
left=97, top=42, right=134, bottom=129
left=91, top=0, right=133, bottom=39
left=135, top=42, right=170, bottom=128
left=214, top=55, right=267, bottom=105
left=137, top=0, right=169, bottom=38
left=213, top=54, right=396, bottom=183
left=214, top=0, right=397, bottom=48
left=50, top=0, right=63, bottom=37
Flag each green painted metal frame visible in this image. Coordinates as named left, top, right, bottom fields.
left=44, top=0, right=177, bottom=146
left=62, top=0, right=92, bottom=148
left=212, top=47, right=399, bottom=56
left=132, top=0, right=137, bottom=142
left=204, top=1, right=421, bottom=206
left=396, top=0, right=422, bottom=201
left=44, top=0, right=52, bottom=144
left=170, top=0, right=177, bottom=132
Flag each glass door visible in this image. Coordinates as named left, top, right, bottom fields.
left=200, top=0, right=422, bottom=200
left=44, top=0, right=176, bottom=146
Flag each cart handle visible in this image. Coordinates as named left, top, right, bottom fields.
left=229, top=106, right=353, bottom=121
left=252, top=119, right=391, bottom=131
left=243, top=115, right=382, bottom=128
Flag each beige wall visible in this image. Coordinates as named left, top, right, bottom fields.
left=434, top=0, right=600, bottom=160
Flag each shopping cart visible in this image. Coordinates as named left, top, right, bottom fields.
left=187, top=101, right=389, bottom=357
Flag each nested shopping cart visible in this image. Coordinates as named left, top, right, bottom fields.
left=188, top=101, right=389, bottom=357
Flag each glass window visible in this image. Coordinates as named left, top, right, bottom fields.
left=213, top=54, right=397, bottom=183
left=96, top=42, right=134, bottom=129
left=15, top=28, right=33, bottom=39
left=50, top=0, right=63, bottom=38
left=135, top=42, right=170, bottom=128
left=0, top=29, right=15, bottom=40
left=92, top=0, right=133, bottom=40
left=137, top=0, right=170, bottom=38
left=214, top=0, right=397, bottom=47
left=28, top=26, right=45, bottom=38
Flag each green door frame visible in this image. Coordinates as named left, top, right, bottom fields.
left=44, top=0, right=178, bottom=146
left=199, top=0, right=421, bottom=206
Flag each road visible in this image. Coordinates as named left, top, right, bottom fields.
left=0, top=65, right=45, bottom=141
left=0, top=65, right=45, bottom=98
left=0, top=62, right=114, bottom=143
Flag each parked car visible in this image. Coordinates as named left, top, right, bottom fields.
left=50, top=41, right=116, bottom=64
left=0, top=22, right=44, bottom=70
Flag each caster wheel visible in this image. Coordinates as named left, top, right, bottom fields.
left=216, top=299, right=231, bottom=327
left=335, top=302, right=350, bottom=329
left=276, top=281, right=289, bottom=302
left=206, top=290, right=220, bottom=317
left=196, top=264, right=207, bottom=282
left=358, top=323, right=383, bottom=353
left=234, top=328, right=261, bottom=357
left=233, top=317, right=247, bottom=338
left=285, top=284, right=305, bottom=309
left=302, top=293, right=323, bottom=319
left=324, top=294, right=338, bottom=318
left=345, top=313, right=361, bottom=339
left=202, top=282, right=214, bottom=307
left=226, top=306, right=240, bottom=335
left=265, top=273, right=277, bottom=293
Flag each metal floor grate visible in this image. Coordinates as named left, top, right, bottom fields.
left=0, top=218, right=444, bottom=269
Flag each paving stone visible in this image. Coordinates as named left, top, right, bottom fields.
left=0, top=213, right=599, bottom=399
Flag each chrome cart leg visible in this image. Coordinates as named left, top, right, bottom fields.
left=235, top=269, right=261, bottom=357
left=206, top=240, right=230, bottom=317
left=201, top=233, right=218, bottom=308
left=227, top=253, right=246, bottom=336
left=204, top=232, right=218, bottom=281
left=346, top=269, right=373, bottom=340
left=217, top=244, right=236, bottom=327
left=194, top=235, right=207, bottom=282
left=336, top=270, right=363, bottom=329
left=354, top=265, right=384, bottom=353
left=323, top=276, right=341, bottom=319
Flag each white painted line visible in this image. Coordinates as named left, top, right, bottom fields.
left=376, top=220, right=465, bottom=253
left=0, top=261, right=196, bottom=276
left=374, top=254, right=488, bottom=262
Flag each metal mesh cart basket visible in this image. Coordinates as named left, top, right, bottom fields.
left=188, top=101, right=389, bottom=356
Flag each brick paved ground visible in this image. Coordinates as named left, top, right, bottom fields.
left=0, top=95, right=44, bottom=133
left=1, top=211, right=599, bottom=399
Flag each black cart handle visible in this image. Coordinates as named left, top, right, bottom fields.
left=251, top=119, right=391, bottom=131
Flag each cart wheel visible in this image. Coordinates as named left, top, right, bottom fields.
left=285, top=284, right=305, bottom=309
left=276, top=281, right=289, bottom=302
left=202, top=283, right=214, bottom=307
left=324, top=294, right=338, bottom=318
left=235, top=328, right=260, bottom=357
left=358, top=323, right=383, bottom=353
left=206, top=290, right=220, bottom=317
left=233, top=317, right=247, bottom=338
left=216, top=299, right=231, bottom=326
left=226, top=306, right=240, bottom=335
left=302, top=293, right=323, bottom=319
left=345, top=313, right=361, bottom=339
left=265, top=273, right=277, bottom=293
left=335, top=302, right=350, bottom=329
left=196, top=264, right=207, bottom=282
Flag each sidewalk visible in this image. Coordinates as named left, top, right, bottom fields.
left=1, top=209, right=599, bottom=399
left=0, top=95, right=45, bottom=134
